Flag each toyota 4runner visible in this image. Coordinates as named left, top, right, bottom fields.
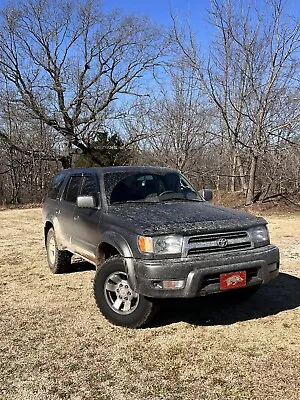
left=42, top=166, right=280, bottom=327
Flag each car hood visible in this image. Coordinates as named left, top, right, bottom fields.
left=108, top=201, right=266, bottom=236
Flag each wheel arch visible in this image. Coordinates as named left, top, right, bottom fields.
left=96, top=232, right=136, bottom=290
left=44, top=221, right=54, bottom=246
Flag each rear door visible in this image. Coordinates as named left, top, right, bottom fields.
left=56, top=174, right=83, bottom=249
left=43, top=171, right=67, bottom=223
left=71, top=173, right=102, bottom=261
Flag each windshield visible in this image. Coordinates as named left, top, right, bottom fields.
left=104, top=171, right=201, bottom=205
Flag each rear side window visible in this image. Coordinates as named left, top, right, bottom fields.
left=80, top=175, right=99, bottom=205
left=48, top=173, right=66, bottom=199
left=63, top=176, right=82, bottom=203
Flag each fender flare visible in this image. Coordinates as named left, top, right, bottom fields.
left=44, top=216, right=67, bottom=250
left=98, top=231, right=137, bottom=291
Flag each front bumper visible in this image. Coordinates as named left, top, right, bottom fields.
left=130, top=244, right=280, bottom=298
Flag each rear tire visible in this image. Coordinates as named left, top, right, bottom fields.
left=46, top=228, right=71, bottom=274
left=94, top=257, right=156, bottom=328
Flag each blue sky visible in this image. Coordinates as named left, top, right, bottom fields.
left=0, top=0, right=213, bottom=41
left=102, top=0, right=211, bottom=26
left=103, top=0, right=213, bottom=41
left=0, top=0, right=298, bottom=54
left=0, top=0, right=211, bottom=22
left=102, top=0, right=300, bottom=30
left=0, top=0, right=299, bottom=23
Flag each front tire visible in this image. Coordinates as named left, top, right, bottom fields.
left=94, top=257, right=156, bottom=328
left=46, top=228, right=71, bottom=274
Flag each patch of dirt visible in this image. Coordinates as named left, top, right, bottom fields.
left=213, top=190, right=300, bottom=212
left=0, top=208, right=299, bottom=400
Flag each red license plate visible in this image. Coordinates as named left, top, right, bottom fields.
left=220, top=271, right=246, bottom=290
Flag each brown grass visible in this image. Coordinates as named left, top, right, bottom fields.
left=0, top=209, right=299, bottom=400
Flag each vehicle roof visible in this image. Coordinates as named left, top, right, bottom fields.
left=59, top=165, right=179, bottom=175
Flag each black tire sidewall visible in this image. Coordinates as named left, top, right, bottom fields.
left=94, top=257, right=155, bottom=328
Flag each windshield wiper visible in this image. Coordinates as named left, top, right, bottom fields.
left=159, top=197, right=202, bottom=202
left=111, top=199, right=159, bottom=205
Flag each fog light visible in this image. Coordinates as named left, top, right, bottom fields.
left=162, top=280, right=185, bottom=289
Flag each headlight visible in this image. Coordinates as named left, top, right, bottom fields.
left=248, top=225, right=270, bottom=247
left=138, top=235, right=183, bottom=255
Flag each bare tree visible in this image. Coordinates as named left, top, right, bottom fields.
left=173, top=0, right=300, bottom=204
left=0, top=83, right=59, bottom=203
left=123, top=62, right=214, bottom=183
left=0, top=0, right=166, bottom=167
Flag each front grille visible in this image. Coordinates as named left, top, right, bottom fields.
left=183, top=231, right=252, bottom=257
left=202, top=272, right=220, bottom=286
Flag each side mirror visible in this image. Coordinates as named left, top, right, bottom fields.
left=202, top=189, right=213, bottom=202
left=77, top=195, right=96, bottom=208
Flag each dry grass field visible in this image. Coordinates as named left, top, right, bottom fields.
left=0, top=208, right=299, bottom=400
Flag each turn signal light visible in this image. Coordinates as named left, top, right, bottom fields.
left=138, top=236, right=153, bottom=253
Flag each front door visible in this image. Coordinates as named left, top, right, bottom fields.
left=71, top=173, right=102, bottom=261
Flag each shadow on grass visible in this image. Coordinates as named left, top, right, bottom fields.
left=152, top=272, right=300, bottom=327
left=67, top=260, right=95, bottom=273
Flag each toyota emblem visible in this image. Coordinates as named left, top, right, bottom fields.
left=217, top=238, right=228, bottom=248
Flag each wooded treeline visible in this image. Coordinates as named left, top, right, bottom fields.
left=0, top=0, right=299, bottom=205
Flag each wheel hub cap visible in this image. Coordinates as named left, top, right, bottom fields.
left=104, top=271, right=139, bottom=315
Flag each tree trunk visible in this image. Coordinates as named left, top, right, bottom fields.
left=230, top=153, right=237, bottom=192
left=246, top=154, right=258, bottom=205
left=236, top=154, right=247, bottom=192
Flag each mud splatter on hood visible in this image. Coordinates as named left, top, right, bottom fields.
left=108, top=201, right=266, bottom=236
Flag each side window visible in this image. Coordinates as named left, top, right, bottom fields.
left=80, top=175, right=99, bottom=206
left=63, top=176, right=82, bottom=203
left=48, top=173, right=66, bottom=199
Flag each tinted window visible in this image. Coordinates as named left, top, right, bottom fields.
left=63, top=176, right=82, bottom=203
left=80, top=175, right=99, bottom=206
left=48, top=173, right=66, bottom=199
